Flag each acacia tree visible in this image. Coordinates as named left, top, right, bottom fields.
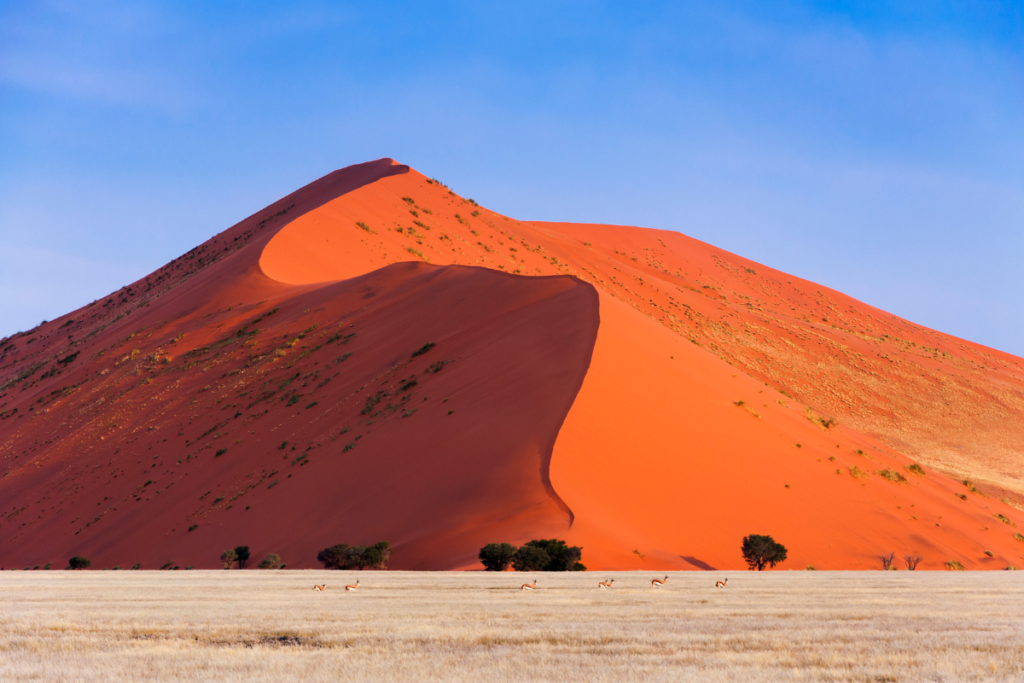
left=68, top=556, right=91, bottom=570
left=479, top=543, right=517, bottom=571
left=317, top=542, right=391, bottom=570
left=741, top=535, right=788, bottom=571
left=520, top=539, right=586, bottom=571
left=220, top=549, right=237, bottom=569
left=879, top=553, right=896, bottom=570
left=317, top=544, right=350, bottom=569
left=234, top=545, right=250, bottom=569
left=258, top=554, right=283, bottom=569
left=904, top=555, right=923, bottom=570
left=512, top=545, right=549, bottom=572
left=363, top=542, right=391, bottom=570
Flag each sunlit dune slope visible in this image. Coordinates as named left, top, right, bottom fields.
left=554, top=291, right=1023, bottom=570
left=260, top=172, right=1024, bottom=505
left=2, top=157, right=1023, bottom=571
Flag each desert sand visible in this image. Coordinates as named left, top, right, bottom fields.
left=2, top=158, right=1022, bottom=570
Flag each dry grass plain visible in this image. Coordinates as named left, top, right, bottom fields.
left=1, top=570, right=1023, bottom=682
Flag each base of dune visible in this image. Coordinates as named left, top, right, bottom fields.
left=2, top=571, right=1023, bottom=682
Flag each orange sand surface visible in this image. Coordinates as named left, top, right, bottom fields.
left=2, top=158, right=1022, bottom=570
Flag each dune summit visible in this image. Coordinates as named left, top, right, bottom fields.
left=2, top=158, right=1023, bottom=570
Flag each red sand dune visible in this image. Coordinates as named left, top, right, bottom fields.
left=2, top=158, right=1023, bottom=570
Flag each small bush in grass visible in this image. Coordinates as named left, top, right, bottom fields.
left=411, top=343, right=435, bottom=357
left=995, top=514, right=1016, bottom=527
left=849, top=466, right=867, bottom=479
left=805, top=407, right=837, bottom=430
left=945, top=560, right=965, bottom=571
left=906, top=463, right=926, bottom=476
left=131, top=563, right=141, bottom=570
left=258, top=554, right=283, bottom=569
left=215, top=449, right=226, bottom=457
left=984, top=550, right=994, bottom=557
left=188, top=524, right=198, bottom=532
left=1013, top=533, right=1024, bottom=543
left=68, top=556, right=91, bottom=570
left=361, top=392, right=382, bottom=415
left=479, top=543, right=518, bottom=571
left=877, top=469, right=907, bottom=483
left=741, top=535, right=788, bottom=571
left=355, top=221, right=376, bottom=234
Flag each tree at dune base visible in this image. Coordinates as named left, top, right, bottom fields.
left=67, top=556, right=91, bottom=570
left=480, top=539, right=586, bottom=571
left=257, top=553, right=284, bottom=569
left=317, top=542, right=391, bottom=570
left=479, top=543, right=517, bottom=571
left=741, top=534, right=788, bottom=571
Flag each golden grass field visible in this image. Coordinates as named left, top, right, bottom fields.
left=1, top=570, right=1023, bottom=682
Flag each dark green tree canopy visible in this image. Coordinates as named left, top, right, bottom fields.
left=741, top=534, right=788, bottom=571
left=512, top=544, right=550, bottom=572
left=317, top=544, right=350, bottom=569
left=363, top=542, right=392, bottom=570
left=503, top=539, right=586, bottom=572
left=317, top=542, right=391, bottom=570
left=479, top=543, right=518, bottom=571
left=68, top=556, right=91, bottom=570
left=258, top=553, right=283, bottom=569
left=234, top=545, right=250, bottom=569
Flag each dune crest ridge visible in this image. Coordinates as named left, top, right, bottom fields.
left=2, top=159, right=1022, bottom=570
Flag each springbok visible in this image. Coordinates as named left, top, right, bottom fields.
left=598, top=578, right=615, bottom=589
left=651, top=575, right=669, bottom=589
left=715, top=578, right=728, bottom=588
left=345, top=580, right=360, bottom=592
left=312, top=584, right=326, bottom=592
left=521, top=580, right=537, bottom=591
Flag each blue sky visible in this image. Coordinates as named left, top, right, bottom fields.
left=2, top=1, right=1022, bottom=354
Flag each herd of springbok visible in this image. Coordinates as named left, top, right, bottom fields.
left=312, top=575, right=730, bottom=592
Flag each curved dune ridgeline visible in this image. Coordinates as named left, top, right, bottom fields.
left=2, top=158, right=1023, bottom=570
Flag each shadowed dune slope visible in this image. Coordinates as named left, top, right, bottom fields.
left=0, top=262, right=597, bottom=570
left=0, top=159, right=599, bottom=570
left=2, top=158, right=1023, bottom=571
